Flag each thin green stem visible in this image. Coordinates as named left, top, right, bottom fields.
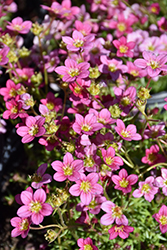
left=116, top=152, right=134, bottom=169
left=139, top=163, right=167, bottom=178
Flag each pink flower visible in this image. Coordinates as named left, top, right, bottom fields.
left=89, top=108, right=115, bottom=127
left=75, top=20, right=92, bottom=36
left=62, top=30, right=95, bottom=51
left=134, top=51, right=167, bottom=78
left=16, top=116, right=46, bottom=143
left=112, top=169, right=138, bottom=193
left=101, top=146, right=123, bottom=171
left=126, top=61, right=147, bottom=78
left=157, top=17, right=167, bottom=32
left=77, top=237, right=98, bottom=250
left=40, top=92, right=62, bottom=112
left=133, top=176, right=158, bottom=202
left=69, top=173, right=103, bottom=205
left=113, top=36, right=135, bottom=58
left=10, top=217, right=31, bottom=238
left=100, top=201, right=128, bottom=226
left=141, top=145, right=166, bottom=166
left=0, top=80, right=21, bottom=101
left=115, top=119, right=142, bottom=141
left=6, top=17, right=32, bottom=34
left=31, top=163, right=52, bottom=189
left=149, top=3, right=160, bottom=15
left=108, top=224, right=134, bottom=239
left=0, top=45, right=10, bottom=65
left=51, top=152, right=83, bottom=182
left=155, top=168, right=167, bottom=196
left=17, top=189, right=53, bottom=225
left=72, top=113, right=103, bottom=135
left=153, top=205, right=167, bottom=233
left=55, top=58, right=90, bottom=82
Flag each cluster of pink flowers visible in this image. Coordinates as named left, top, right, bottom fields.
left=0, top=0, right=167, bottom=248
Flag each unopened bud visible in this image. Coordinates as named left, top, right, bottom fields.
left=137, top=87, right=151, bottom=101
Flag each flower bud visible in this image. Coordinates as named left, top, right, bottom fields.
left=88, top=81, right=100, bottom=95
left=45, top=229, right=58, bottom=243
left=31, top=23, right=43, bottom=36
left=18, top=47, right=31, bottom=58
left=109, top=104, right=122, bottom=118
left=31, top=72, right=43, bottom=85
left=137, top=87, right=151, bottom=101
left=89, top=66, right=101, bottom=79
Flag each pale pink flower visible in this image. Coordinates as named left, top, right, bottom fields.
left=62, top=30, right=95, bottom=51
left=31, top=163, right=52, bottom=189
left=72, top=113, right=103, bottom=135
left=141, top=145, right=166, bottom=166
left=100, top=201, right=128, bottom=226
left=60, top=0, right=80, bottom=20
left=69, top=173, right=103, bottom=205
left=52, top=152, right=84, bottom=182
left=75, top=20, right=92, bottom=36
left=113, top=36, right=135, bottom=58
left=77, top=237, right=98, bottom=250
left=0, top=45, right=9, bottom=65
left=101, top=146, right=123, bottom=171
left=126, top=61, right=147, bottom=78
left=134, top=51, right=167, bottom=77
left=16, top=116, right=46, bottom=143
left=108, top=224, right=134, bottom=239
left=89, top=108, right=115, bottom=127
left=10, top=217, right=31, bottom=238
left=17, top=189, right=52, bottom=225
left=112, top=169, right=138, bottom=193
left=153, top=205, right=167, bottom=233
left=6, top=17, right=32, bottom=34
left=155, top=168, right=167, bottom=196
left=133, top=176, right=158, bottom=202
left=55, top=58, right=90, bottom=82
left=115, top=119, right=142, bottom=141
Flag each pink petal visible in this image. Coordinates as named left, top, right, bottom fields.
left=21, top=191, right=32, bottom=205
left=41, top=203, right=53, bottom=216
left=34, top=189, right=46, bottom=203
left=53, top=172, right=66, bottom=182
left=17, top=205, right=32, bottom=218
left=69, top=184, right=81, bottom=196
left=100, top=213, right=114, bottom=225
left=31, top=213, right=43, bottom=225
left=80, top=191, right=92, bottom=205
left=101, top=201, right=115, bottom=213
left=134, top=59, right=147, bottom=68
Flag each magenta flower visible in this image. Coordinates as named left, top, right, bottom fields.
left=10, top=217, right=31, bottom=238
left=75, top=20, right=92, bottom=36
left=134, top=51, right=167, bottom=78
left=16, top=116, right=46, bottom=143
left=108, top=224, right=134, bottom=239
left=133, top=176, right=158, bottom=202
left=62, top=30, right=95, bottom=51
left=149, top=3, right=160, bottom=15
left=101, top=146, right=123, bottom=171
left=72, top=113, right=104, bottom=135
left=52, top=152, right=84, bottom=182
left=100, top=201, right=128, bottom=226
left=55, top=58, right=90, bottom=82
left=6, top=17, right=32, bottom=34
left=17, top=189, right=53, bottom=225
left=77, top=237, right=98, bottom=250
left=0, top=79, right=21, bottom=101
left=0, top=46, right=10, bottom=65
left=112, top=169, right=138, bottom=193
left=115, top=119, right=142, bottom=141
left=113, top=36, right=135, bottom=58
left=31, top=163, right=52, bottom=189
left=153, top=205, right=167, bottom=233
left=69, top=173, right=103, bottom=205
left=89, top=108, right=116, bottom=127
left=141, top=144, right=165, bottom=166
left=155, top=168, right=167, bottom=196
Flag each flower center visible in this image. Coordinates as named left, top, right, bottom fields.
left=141, top=183, right=150, bottom=193
left=121, top=96, right=131, bottom=106
left=159, top=215, right=167, bottom=225
left=20, top=218, right=29, bottom=231
left=30, top=201, right=42, bottom=213
left=121, top=130, right=130, bottom=138
left=63, top=165, right=73, bottom=176
left=80, top=180, right=91, bottom=193
left=84, top=245, right=93, bottom=250
left=74, top=86, right=82, bottom=94
left=13, top=24, right=21, bottom=31
left=84, top=156, right=94, bottom=168
left=119, top=45, right=128, bottom=53
left=117, top=23, right=126, bottom=32
left=119, top=178, right=129, bottom=188
left=130, top=70, right=139, bottom=77
left=108, top=64, right=116, bottom=72
left=148, top=45, right=155, bottom=51
left=9, top=88, right=17, bottom=97
left=73, top=40, right=84, bottom=48
left=11, top=106, right=18, bottom=114
left=112, top=205, right=122, bottom=218
left=148, top=60, right=159, bottom=69
left=29, top=124, right=39, bottom=136
left=105, top=157, right=114, bottom=166
left=115, top=225, right=124, bottom=232
left=148, top=153, right=157, bottom=162
left=46, top=102, right=55, bottom=110
left=31, top=173, right=42, bottom=183
left=81, top=124, right=91, bottom=132
left=69, top=68, right=79, bottom=77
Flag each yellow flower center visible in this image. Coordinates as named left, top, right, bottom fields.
left=81, top=124, right=91, bottom=132
left=30, top=201, right=42, bottom=213
left=74, top=86, right=82, bottom=94
left=115, top=225, right=124, bottom=232
left=73, top=40, right=84, bottom=48
left=13, top=24, right=21, bottom=31
left=130, top=70, right=139, bottom=77
left=84, top=245, right=93, bottom=250
left=108, top=64, right=116, bottom=72
left=69, top=68, right=79, bottom=77
left=117, top=23, right=126, bottom=32
left=119, top=178, right=129, bottom=188
left=159, top=215, right=167, bottom=225
left=119, top=45, right=128, bottom=53
left=11, top=106, right=18, bottom=114
left=148, top=60, right=159, bottom=69
left=20, top=218, right=29, bottom=231
left=112, top=206, right=122, bottom=218
left=121, top=130, right=130, bottom=138
left=105, top=157, right=114, bottom=166
left=121, top=96, right=131, bottom=106
left=63, top=165, right=73, bottom=176
left=148, top=45, right=155, bottom=51
left=141, top=183, right=150, bottom=193
left=84, top=156, right=94, bottom=168
left=80, top=180, right=91, bottom=193
left=29, top=124, right=39, bottom=136
left=46, top=102, right=55, bottom=110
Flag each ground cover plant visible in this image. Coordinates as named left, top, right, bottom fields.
left=1, top=0, right=167, bottom=249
